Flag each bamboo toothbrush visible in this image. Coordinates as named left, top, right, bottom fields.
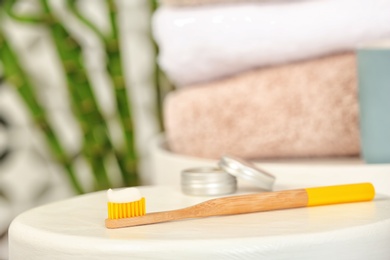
left=105, top=183, right=375, bottom=229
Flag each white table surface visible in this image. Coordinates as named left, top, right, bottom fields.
left=8, top=181, right=390, bottom=260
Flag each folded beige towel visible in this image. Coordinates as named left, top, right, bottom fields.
left=164, top=53, right=360, bottom=159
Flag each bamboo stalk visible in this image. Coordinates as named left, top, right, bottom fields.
left=0, top=27, right=84, bottom=194
left=67, top=0, right=139, bottom=186
left=105, top=0, right=138, bottom=185
left=40, top=4, right=112, bottom=190
left=4, top=0, right=116, bottom=190
left=3, top=0, right=146, bottom=189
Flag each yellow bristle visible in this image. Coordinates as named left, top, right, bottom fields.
left=107, top=198, right=146, bottom=219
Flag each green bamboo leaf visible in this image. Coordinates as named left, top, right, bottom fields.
left=4, top=0, right=45, bottom=24
left=0, top=26, right=84, bottom=193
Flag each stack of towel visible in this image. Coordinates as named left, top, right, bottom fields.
left=153, top=0, right=390, bottom=159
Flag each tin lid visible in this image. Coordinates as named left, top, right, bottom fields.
left=181, top=167, right=237, bottom=196
left=218, top=156, right=275, bottom=191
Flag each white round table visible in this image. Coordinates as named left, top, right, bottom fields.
left=8, top=185, right=390, bottom=260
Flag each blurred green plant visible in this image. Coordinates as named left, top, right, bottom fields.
left=0, top=24, right=85, bottom=193
left=66, top=0, right=137, bottom=187
left=0, top=0, right=166, bottom=193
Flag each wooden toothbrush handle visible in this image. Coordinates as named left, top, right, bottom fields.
left=189, top=189, right=308, bottom=218
left=105, top=190, right=308, bottom=228
left=191, top=182, right=375, bottom=217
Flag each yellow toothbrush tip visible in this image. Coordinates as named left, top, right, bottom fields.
left=107, top=198, right=146, bottom=219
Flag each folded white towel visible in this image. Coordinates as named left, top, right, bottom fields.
left=153, top=0, right=390, bottom=86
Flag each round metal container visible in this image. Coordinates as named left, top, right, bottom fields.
left=218, top=156, right=275, bottom=191
left=181, top=167, right=237, bottom=196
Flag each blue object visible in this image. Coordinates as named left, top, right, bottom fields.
left=357, top=47, right=390, bottom=163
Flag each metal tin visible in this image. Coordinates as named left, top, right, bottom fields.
left=218, top=156, right=275, bottom=191
left=181, top=167, right=237, bottom=196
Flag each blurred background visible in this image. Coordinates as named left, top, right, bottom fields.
left=1, top=0, right=390, bottom=258
left=0, top=0, right=171, bottom=257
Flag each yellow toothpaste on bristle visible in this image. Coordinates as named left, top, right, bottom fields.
left=107, top=188, right=146, bottom=219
